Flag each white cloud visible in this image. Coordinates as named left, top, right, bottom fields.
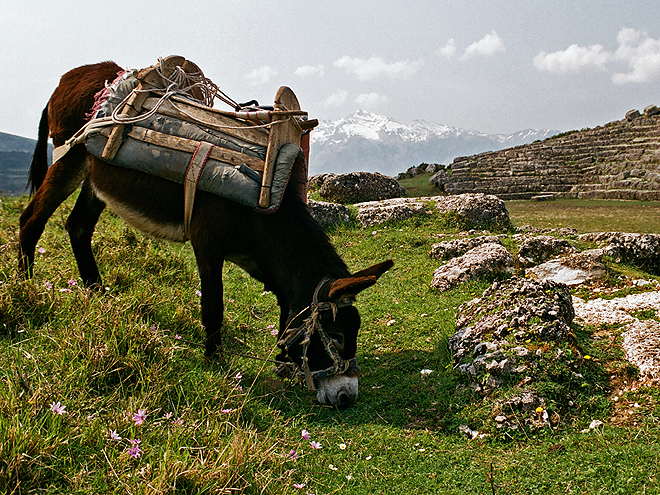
left=533, top=44, right=610, bottom=74
left=355, top=92, right=388, bottom=108
left=323, top=90, right=348, bottom=107
left=612, top=28, right=660, bottom=84
left=460, top=31, right=505, bottom=60
left=534, top=27, right=660, bottom=84
left=333, top=56, right=423, bottom=81
left=438, top=39, right=457, bottom=59
left=295, top=64, right=325, bottom=78
left=246, top=66, right=278, bottom=86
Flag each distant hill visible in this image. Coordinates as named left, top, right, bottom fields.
left=0, top=132, right=52, bottom=196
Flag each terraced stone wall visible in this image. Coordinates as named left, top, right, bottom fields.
left=437, top=107, right=660, bottom=201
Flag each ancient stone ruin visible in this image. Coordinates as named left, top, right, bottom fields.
left=430, top=106, right=660, bottom=200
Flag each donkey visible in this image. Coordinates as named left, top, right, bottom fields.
left=18, top=61, right=393, bottom=408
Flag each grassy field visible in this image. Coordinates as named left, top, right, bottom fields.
left=1, top=192, right=660, bottom=494
left=507, top=198, right=660, bottom=234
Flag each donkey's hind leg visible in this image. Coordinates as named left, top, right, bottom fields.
left=19, top=149, right=89, bottom=278
left=65, top=178, right=106, bottom=287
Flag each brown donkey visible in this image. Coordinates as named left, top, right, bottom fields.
left=19, top=61, right=393, bottom=408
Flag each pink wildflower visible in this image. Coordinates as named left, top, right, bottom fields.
left=293, top=483, right=305, bottom=489
left=68, top=279, right=77, bottom=286
left=49, top=401, right=66, bottom=415
left=44, top=281, right=53, bottom=290
left=127, top=438, right=141, bottom=458
left=195, top=290, right=202, bottom=297
left=174, top=334, right=182, bottom=340
left=289, top=449, right=298, bottom=459
left=310, top=441, right=322, bottom=450
left=163, top=412, right=173, bottom=420
left=37, top=247, right=46, bottom=254
left=132, top=409, right=147, bottom=425
left=221, top=408, right=233, bottom=413
left=301, top=429, right=310, bottom=440
left=109, top=430, right=122, bottom=441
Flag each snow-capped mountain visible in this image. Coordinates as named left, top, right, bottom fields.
left=309, top=110, right=558, bottom=176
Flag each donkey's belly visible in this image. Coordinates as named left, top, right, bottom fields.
left=91, top=183, right=187, bottom=242
left=90, top=158, right=188, bottom=242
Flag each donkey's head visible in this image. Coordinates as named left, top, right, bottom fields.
left=278, top=260, right=393, bottom=408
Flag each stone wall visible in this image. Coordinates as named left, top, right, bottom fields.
left=434, top=106, right=660, bottom=201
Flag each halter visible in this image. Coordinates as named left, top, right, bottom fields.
left=277, top=278, right=360, bottom=391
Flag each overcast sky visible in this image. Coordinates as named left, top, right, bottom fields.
left=2, top=0, right=659, bottom=139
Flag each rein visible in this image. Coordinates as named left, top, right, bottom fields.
left=276, top=278, right=360, bottom=391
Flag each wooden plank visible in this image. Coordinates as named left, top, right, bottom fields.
left=259, top=86, right=303, bottom=207
left=117, top=126, right=265, bottom=172
left=101, top=89, right=148, bottom=160
left=141, top=97, right=269, bottom=148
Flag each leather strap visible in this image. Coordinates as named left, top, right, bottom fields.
left=183, top=141, right=214, bottom=239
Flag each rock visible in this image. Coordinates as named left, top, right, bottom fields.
left=318, top=172, right=405, bottom=204
left=430, top=243, right=515, bottom=292
left=449, top=277, right=574, bottom=365
left=626, top=109, right=641, bottom=120
left=429, top=168, right=451, bottom=192
left=622, top=320, right=660, bottom=384
left=434, top=193, right=511, bottom=229
left=526, top=249, right=607, bottom=285
left=307, top=199, right=351, bottom=228
left=516, top=225, right=579, bottom=237
left=517, top=235, right=577, bottom=268
left=430, top=235, right=501, bottom=260
left=307, top=174, right=334, bottom=192
left=578, top=232, right=660, bottom=274
left=531, top=194, right=556, bottom=201
left=354, top=199, right=428, bottom=227
left=645, top=104, right=660, bottom=117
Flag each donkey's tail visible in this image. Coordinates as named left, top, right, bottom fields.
left=27, top=105, right=50, bottom=195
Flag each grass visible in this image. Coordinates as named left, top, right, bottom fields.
left=1, top=193, right=660, bottom=494
left=398, top=173, right=441, bottom=198
left=506, top=198, right=660, bottom=234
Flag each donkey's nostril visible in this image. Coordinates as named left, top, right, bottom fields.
left=337, top=391, right=352, bottom=409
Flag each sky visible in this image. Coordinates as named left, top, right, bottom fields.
left=2, top=0, right=660, bottom=139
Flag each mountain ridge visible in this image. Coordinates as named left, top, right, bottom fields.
left=309, top=110, right=558, bottom=176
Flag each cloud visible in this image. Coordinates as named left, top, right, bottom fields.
left=246, top=66, right=278, bottom=86
left=295, top=64, right=324, bottom=78
left=534, top=28, right=660, bottom=84
left=460, top=31, right=505, bottom=60
left=612, top=28, right=660, bottom=84
left=323, top=90, right=348, bottom=107
left=333, top=56, right=423, bottom=80
left=533, top=44, right=610, bottom=74
left=438, top=39, right=457, bottom=60
left=355, top=92, right=388, bottom=109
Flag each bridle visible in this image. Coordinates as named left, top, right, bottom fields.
left=277, top=278, right=360, bottom=391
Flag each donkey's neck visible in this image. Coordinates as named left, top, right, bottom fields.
left=255, top=197, right=350, bottom=314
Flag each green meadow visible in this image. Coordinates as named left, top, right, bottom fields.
left=1, top=192, right=659, bottom=494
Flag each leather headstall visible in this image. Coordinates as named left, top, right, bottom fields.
left=277, top=278, right=360, bottom=391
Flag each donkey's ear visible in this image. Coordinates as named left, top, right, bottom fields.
left=350, top=260, right=394, bottom=280
left=327, top=260, right=393, bottom=300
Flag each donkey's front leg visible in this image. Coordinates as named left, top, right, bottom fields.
left=193, top=251, right=225, bottom=358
